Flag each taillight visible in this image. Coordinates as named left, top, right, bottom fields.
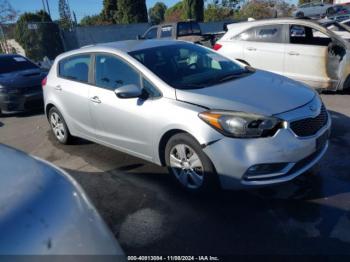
left=213, top=43, right=222, bottom=51
left=41, top=77, right=47, bottom=88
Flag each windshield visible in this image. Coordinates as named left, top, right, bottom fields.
left=129, top=44, right=250, bottom=89
left=0, top=55, right=38, bottom=74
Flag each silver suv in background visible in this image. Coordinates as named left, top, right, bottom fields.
left=293, top=1, right=333, bottom=18
left=43, top=40, right=331, bottom=192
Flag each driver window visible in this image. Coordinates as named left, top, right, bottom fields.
left=95, top=54, right=141, bottom=90
left=144, top=27, right=157, bottom=39
left=289, top=25, right=331, bottom=46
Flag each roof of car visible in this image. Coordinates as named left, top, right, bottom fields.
left=228, top=18, right=322, bottom=28
left=225, top=18, right=337, bottom=33
left=80, top=39, right=185, bottom=53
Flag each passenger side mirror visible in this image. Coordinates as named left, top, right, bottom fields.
left=137, top=35, right=144, bottom=40
left=114, top=84, right=143, bottom=99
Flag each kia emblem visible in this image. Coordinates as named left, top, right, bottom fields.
left=309, top=105, right=317, bottom=112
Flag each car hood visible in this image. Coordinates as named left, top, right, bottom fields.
left=175, top=70, right=316, bottom=116
left=0, top=68, right=46, bottom=88
left=0, top=144, right=123, bottom=255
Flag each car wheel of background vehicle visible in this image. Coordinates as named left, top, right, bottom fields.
left=296, top=12, right=304, bottom=18
left=165, top=133, right=219, bottom=193
left=48, top=107, right=72, bottom=144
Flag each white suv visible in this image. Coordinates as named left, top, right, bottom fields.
left=214, top=18, right=350, bottom=92
left=293, top=2, right=333, bottom=18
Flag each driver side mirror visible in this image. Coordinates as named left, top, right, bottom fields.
left=114, top=84, right=143, bottom=99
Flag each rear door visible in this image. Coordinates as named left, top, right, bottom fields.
left=56, top=54, right=94, bottom=138
left=284, top=24, right=339, bottom=89
left=241, top=24, right=286, bottom=75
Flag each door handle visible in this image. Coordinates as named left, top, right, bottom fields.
left=288, top=51, right=299, bottom=56
left=246, top=47, right=257, bottom=51
left=90, top=96, right=101, bottom=104
left=54, top=85, right=62, bottom=91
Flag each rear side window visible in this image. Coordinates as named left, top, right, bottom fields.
left=236, top=25, right=284, bottom=43
left=144, top=27, right=158, bottom=39
left=59, top=55, right=91, bottom=83
left=177, top=22, right=201, bottom=37
left=160, top=26, right=173, bottom=38
left=95, top=54, right=140, bottom=90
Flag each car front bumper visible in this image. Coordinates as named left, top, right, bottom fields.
left=203, top=111, right=331, bottom=190
left=0, top=92, right=43, bottom=114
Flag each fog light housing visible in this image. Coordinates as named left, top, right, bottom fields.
left=244, top=163, right=290, bottom=180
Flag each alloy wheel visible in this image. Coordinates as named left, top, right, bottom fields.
left=169, top=144, right=204, bottom=189
left=50, top=112, right=66, bottom=142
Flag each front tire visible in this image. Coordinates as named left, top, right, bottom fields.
left=48, top=107, right=72, bottom=144
left=165, top=133, right=219, bottom=193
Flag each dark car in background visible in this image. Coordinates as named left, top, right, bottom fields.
left=0, top=54, right=46, bottom=115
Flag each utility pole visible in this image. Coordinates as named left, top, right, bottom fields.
left=41, top=0, right=47, bottom=12
left=45, top=0, right=51, bottom=18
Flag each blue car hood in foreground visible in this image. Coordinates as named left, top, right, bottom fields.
left=176, top=70, right=316, bottom=116
left=0, top=144, right=123, bottom=255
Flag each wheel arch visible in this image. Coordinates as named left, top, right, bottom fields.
left=158, top=129, right=187, bottom=166
left=45, top=103, right=56, bottom=119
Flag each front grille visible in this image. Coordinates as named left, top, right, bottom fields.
left=290, top=104, right=328, bottom=137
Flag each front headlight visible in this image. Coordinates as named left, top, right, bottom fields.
left=0, top=85, right=19, bottom=94
left=198, top=110, right=283, bottom=138
left=0, top=85, right=6, bottom=93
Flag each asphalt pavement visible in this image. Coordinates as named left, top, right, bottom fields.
left=1, top=93, right=350, bottom=256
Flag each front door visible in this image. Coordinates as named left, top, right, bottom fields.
left=284, top=24, right=340, bottom=89
left=89, top=53, right=155, bottom=160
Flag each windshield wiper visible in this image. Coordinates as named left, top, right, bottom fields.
left=177, top=83, right=206, bottom=89
left=215, top=70, right=252, bottom=84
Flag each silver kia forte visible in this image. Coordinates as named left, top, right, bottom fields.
left=43, top=40, right=331, bottom=192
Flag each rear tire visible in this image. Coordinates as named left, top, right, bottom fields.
left=165, top=133, right=219, bottom=193
left=48, top=107, right=72, bottom=144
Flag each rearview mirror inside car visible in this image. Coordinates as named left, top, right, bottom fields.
left=114, top=84, right=143, bottom=99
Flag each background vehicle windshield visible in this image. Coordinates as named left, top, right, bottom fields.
left=0, top=56, right=38, bottom=74
left=129, top=44, right=247, bottom=89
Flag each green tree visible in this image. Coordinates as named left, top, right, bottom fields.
left=234, top=0, right=273, bottom=20
left=204, top=3, right=233, bottom=22
left=117, top=0, right=148, bottom=24
left=15, top=11, right=63, bottom=61
left=184, top=0, right=204, bottom=21
left=58, top=0, right=73, bottom=29
left=149, top=2, right=167, bottom=25
left=80, top=14, right=103, bottom=26
left=164, top=1, right=186, bottom=22
left=101, top=0, right=118, bottom=23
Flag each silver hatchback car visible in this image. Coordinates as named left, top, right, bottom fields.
left=43, top=40, right=331, bottom=192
